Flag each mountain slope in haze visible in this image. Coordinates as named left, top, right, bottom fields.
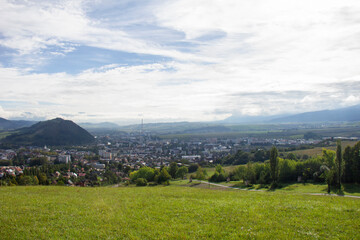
left=1, top=118, right=95, bottom=146
left=118, top=122, right=226, bottom=134
left=221, top=114, right=289, bottom=124
left=271, top=104, right=360, bottom=123
left=181, top=125, right=232, bottom=134
left=0, top=117, right=36, bottom=130
left=79, top=122, right=120, bottom=129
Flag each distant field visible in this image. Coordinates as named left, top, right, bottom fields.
left=285, top=140, right=358, bottom=157
left=0, top=131, right=12, bottom=140
left=201, top=165, right=239, bottom=177
left=1, top=185, right=359, bottom=239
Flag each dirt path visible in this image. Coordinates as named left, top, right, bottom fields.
left=308, top=193, right=360, bottom=199
left=196, top=180, right=360, bottom=199
left=197, top=180, right=263, bottom=191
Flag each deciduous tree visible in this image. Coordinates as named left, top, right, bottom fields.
left=322, top=149, right=336, bottom=193
left=343, top=146, right=353, bottom=183
left=269, top=146, right=279, bottom=188
left=156, top=168, right=171, bottom=184
left=176, top=166, right=188, bottom=179
left=168, top=162, right=178, bottom=179
left=335, top=140, right=343, bottom=189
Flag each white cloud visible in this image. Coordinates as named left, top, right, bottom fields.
left=344, top=95, right=360, bottom=104
left=1, top=63, right=359, bottom=122
left=0, top=0, right=208, bottom=64
left=0, top=0, right=360, bottom=122
left=0, top=105, right=8, bottom=118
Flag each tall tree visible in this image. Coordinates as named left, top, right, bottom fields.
left=176, top=166, right=188, bottom=179
left=343, top=146, right=353, bottom=183
left=269, top=146, right=279, bottom=188
left=168, top=162, right=178, bottom=179
left=335, top=140, right=342, bottom=189
left=352, top=142, right=360, bottom=183
left=215, top=164, right=225, bottom=175
left=322, top=149, right=336, bottom=193
left=195, top=167, right=207, bottom=180
left=245, top=162, right=256, bottom=184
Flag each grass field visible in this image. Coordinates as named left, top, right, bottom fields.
left=201, top=165, right=239, bottom=177
left=1, top=185, right=360, bottom=239
left=0, top=131, right=12, bottom=140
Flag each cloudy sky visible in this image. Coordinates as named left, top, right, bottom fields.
left=0, top=0, right=360, bottom=124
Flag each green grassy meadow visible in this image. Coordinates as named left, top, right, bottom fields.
left=0, top=131, right=12, bottom=140
left=201, top=165, right=239, bottom=177
left=1, top=185, right=360, bottom=239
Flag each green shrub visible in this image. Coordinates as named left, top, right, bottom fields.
left=155, top=168, right=171, bottom=184
left=217, top=172, right=226, bottom=182
left=130, top=167, right=155, bottom=182
left=194, top=167, right=207, bottom=180
left=57, top=180, right=65, bottom=186
left=188, top=164, right=199, bottom=173
left=209, top=172, right=219, bottom=182
left=18, top=176, right=34, bottom=185
left=136, top=178, right=148, bottom=186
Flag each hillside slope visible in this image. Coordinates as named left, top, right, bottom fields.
left=0, top=117, right=36, bottom=130
left=0, top=186, right=359, bottom=239
left=1, top=118, right=94, bottom=146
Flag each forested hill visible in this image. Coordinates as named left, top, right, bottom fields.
left=1, top=118, right=95, bottom=146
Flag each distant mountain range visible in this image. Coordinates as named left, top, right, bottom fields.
left=220, top=115, right=283, bottom=124
left=1, top=118, right=95, bottom=146
left=270, top=104, right=360, bottom=123
left=0, top=118, right=36, bottom=130
left=223, top=104, right=360, bottom=124
left=99, top=104, right=360, bottom=134
left=0, top=104, right=359, bottom=138
left=117, top=121, right=238, bottom=134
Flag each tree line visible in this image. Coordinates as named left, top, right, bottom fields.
left=129, top=162, right=188, bottom=186
left=212, top=141, right=360, bottom=192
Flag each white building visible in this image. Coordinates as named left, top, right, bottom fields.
left=58, top=155, right=71, bottom=164
left=99, top=150, right=112, bottom=160
left=91, top=163, right=105, bottom=169
left=182, top=155, right=201, bottom=160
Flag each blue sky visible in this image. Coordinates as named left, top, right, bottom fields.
left=0, top=0, right=360, bottom=124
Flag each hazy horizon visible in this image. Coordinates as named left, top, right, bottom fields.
left=1, top=0, right=360, bottom=124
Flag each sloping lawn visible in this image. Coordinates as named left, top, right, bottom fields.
left=0, top=185, right=359, bottom=239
